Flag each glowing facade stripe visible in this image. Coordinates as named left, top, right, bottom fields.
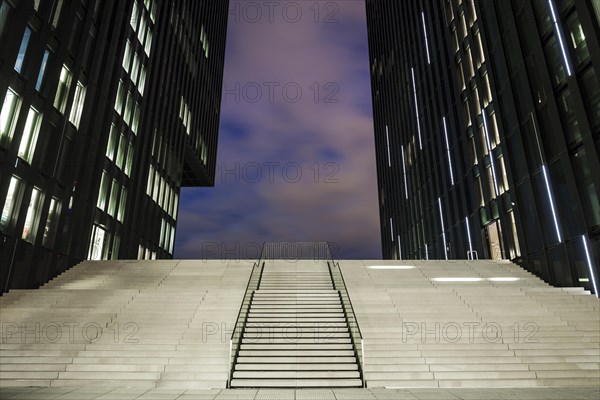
left=411, top=68, right=423, bottom=149
left=465, top=216, right=474, bottom=257
left=482, top=110, right=500, bottom=196
left=421, top=12, right=431, bottom=64
left=542, top=165, right=562, bottom=243
left=425, top=243, right=429, bottom=260
left=547, top=0, right=572, bottom=76
left=398, top=235, right=402, bottom=260
left=582, top=236, right=598, bottom=297
left=401, top=145, right=409, bottom=199
left=390, top=218, right=394, bottom=242
left=438, top=198, right=448, bottom=260
left=443, top=117, right=455, bottom=185
left=385, top=125, right=391, bottom=167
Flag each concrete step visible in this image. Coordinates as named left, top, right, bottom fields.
left=229, top=378, right=363, bottom=388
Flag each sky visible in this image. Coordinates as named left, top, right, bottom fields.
left=174, top=0, right=381, bottom=261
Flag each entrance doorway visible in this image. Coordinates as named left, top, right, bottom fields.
left=487, top=220, right=505, bottom=260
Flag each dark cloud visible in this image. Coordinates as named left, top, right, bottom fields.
left=174, top=0, right=381, bottom=260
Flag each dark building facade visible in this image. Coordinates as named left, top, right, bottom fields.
left=0, top=0, right=228, bottom=293
left=366, top=0, right=600, bottom=294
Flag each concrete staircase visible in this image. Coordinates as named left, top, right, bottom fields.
left=1, top=258, right=598, bottom=390
left=0, top=260, right=252, bottom=389
left=342, top=259, right=600, bottom=388
left=229, top=260, right=363, bottom=388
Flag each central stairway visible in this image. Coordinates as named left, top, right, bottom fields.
left=229, top=260, right=364, bottom=388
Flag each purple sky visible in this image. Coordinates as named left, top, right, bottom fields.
left=174, top=1, right=381, bottom=260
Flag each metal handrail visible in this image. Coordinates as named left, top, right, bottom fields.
left=227, top=243, right=265, bottom=387
left=325, top=244, right=366, bottom=388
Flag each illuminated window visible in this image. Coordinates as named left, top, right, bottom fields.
left=107, top=180, right=119, bottom=217
left=123, top=40, right=132, bottom=72
left=42, top=197, right=61, bottom=248
left=115, top=80, right=125, bottom=114
left=18, top=107, right=42, bottom=163
left=106, top=124, right=117, bottom=161
left=69, top=81, right=86, bottom=128
left=117, top=187, right=127, bottom=222
left=97, top=171, right=109, bottom=210
left=88, top=225, right=107, bottom=260
left=51, top=0, right=64, bottom=28
left=54, top=65, right=73, bottom=114
left=22, top=188, right=44, bottom=243
left=0, top=87, right=21, bottom=143
left=0, top=176, right=22, bottom=230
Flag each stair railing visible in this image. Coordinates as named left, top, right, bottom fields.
left=227, top=243, right=265, bottom=387
left=325, top=243, right=367, bottom=388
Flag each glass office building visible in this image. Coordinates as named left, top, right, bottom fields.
left=366, top=0, right=599, bottom=293
left=0, top=0, right=229, bottom=293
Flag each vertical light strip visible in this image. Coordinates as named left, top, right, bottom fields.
left=401, top=145, right=409, bottom=199
left=547, top=0, right=572, bottom=76
left=385, top=125, right=392, bottom=167
left=390, top=218, right=394, bottom=242
left=421, top=12, right=431, bottom=64
left=443, top=117, right=455, bottom=185
left=438, top=198, right=448, bottom=260
left=425, top=244, right=429, bottom=260
left=582, top=236, right=599, bottom=297
left=398, top=235, right=402, bottom=260
left=542, top=165, right=562, bottom=243
left=482, top=110, right=500, bottom=196
left=465, top=216, right=474, bottom=259
left=411, top=68, right=423, bottom=149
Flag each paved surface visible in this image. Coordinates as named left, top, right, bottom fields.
left=1, top=387, right=599, bottom=399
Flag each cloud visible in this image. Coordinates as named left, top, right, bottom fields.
left=174, top=0, right=381, bottom=260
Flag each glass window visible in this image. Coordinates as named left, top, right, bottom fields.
left=125, top=142, right=133, bottom=176
left=146, top=165, right=154, bottom=196
left=1, top=176, right=23, bottom=231
left=567, top=13, right=589, bottom=66
left=69, top=81, right=86, bottom=128
left=34, top=0, right=41, bottom=11
left=106, top=124, right=117, bottom=160
left=115, top=80, right=125, bottom=114
left=116, top=134, right=126, bottom=169
left=88, top=225, right=107, bottom=260
left=144, top=29, right=153, bottom=56
left=117, top=187, right=127, bottom=222
left=123, top=40, right=132, bottom=72
left=139, top=66, right=146, bottom=94
left=18, top=107, right=42, bottom=163
left=0, top=2, right=13, bottom=41
left=97, top=171, right=109, bottom=210
left=35, top=50, right=50, bottom=91
left=22, top=188, right=44, bottom=243
left=111, top=234, right=120, bottom=260
left=132, top=103, right=140, bottom=135
left=54, top=65, right=73, bottom=113
left=556, top=88, right=582, bottom=146
left=130, top=1, right=140, bottom=31
left=572, top=148, right=600, bottom=227
left=14, top=27, right=32, bottom=73
left=580, top=67, right=600, bottom=130
left=42, top=197, right=61, bottom=248
left=51, top=0, right=64, bottom=29
left=131, top=53, right=140, bottom=83
left=124, top=92, right=133, bottom=125
left=108, top=179, right=118, bottom=217
left=544, top=35, right=567, bottom=87
left=0, top=87, right=21, bottom=143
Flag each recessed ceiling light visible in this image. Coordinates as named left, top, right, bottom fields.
left=368, top=265, right=416, bottom=270
left=432, top=277, right=482, bottom=282
left=488, top=277, right=520, bottom=282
